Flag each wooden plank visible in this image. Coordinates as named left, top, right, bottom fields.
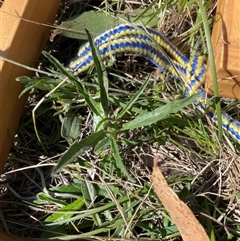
left=0, top=0, right=60, bottom=172
left=205, top=0, right=240, bottom=99
left=0, top=0, right=60, bottom=240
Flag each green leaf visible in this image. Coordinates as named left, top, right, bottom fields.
left=122, top=94, right=198, bottom=130
left=17, top=76, right=67, bottom=98
left=53, top=10, right=158, bottom=40
left=81, top=180, right=97, bottom=206
left=52, top=130, right=106, bottom=174
left=45, top=197, right=85, bottom=223
left=110, top=136, right=135, bottom=182
left=49, top=185, right=81, bottom=194
left=81, top=180, right=102, bottom=226
left=96, top=184, right=123, bottom=200
left=86, top=29, right=109, bottom=119
left=34, top=192, right=66, bottom=206
left=94, top=138, right=111, bottom=153
left=61, top=114, right=82, bottom=141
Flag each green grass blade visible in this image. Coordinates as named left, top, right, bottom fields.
left=52, top=130, right=106, bottom=174
left=204, top=198, right=216, bottom=241
left=199, top=1, right=222, bottom=141
left=110, top=136, right=134, bottom=181
left=118, top=76, right=151, bottom=119
left=85, top=29, right=109, bottom=118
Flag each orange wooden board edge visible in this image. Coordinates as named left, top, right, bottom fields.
left=205, top=0, right=240, bottom=100
left=0, top=0, right=60, bottom=172
left=0, top=0, right=60, bottom=239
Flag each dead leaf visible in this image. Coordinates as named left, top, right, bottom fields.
left=152, top=155, right=210, bottom=241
